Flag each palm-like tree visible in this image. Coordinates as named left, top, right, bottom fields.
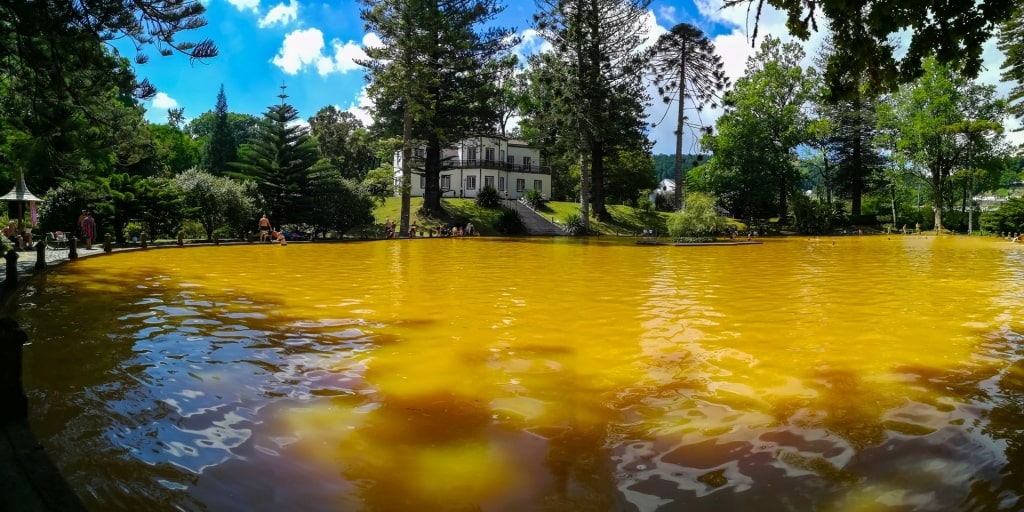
left=648, top=23, right=729, bottom=209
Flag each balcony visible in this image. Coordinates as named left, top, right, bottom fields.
left=431, top=158, right=550, bottom=175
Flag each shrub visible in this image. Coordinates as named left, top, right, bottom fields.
left=981, top=197, right=1024, bottom=234
left=525, top=188, right=545, bottom=209
left=493, top=207, right=525, bottom=235
left=666, top=192, right=725, bottom=238
left=563, top=213, right=585, bottom=235
left=476, top=185, right=500, bottom=208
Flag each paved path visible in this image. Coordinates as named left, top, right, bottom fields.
left=508, top=200, right=566, bottom=236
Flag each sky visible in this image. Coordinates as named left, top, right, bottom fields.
left=129, top=0, right=1023, bottom=155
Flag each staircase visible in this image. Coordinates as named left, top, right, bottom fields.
left=508, top=200, right=565, bottom=236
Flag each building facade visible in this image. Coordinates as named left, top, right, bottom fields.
left=393, top=135, right=551, bottom=200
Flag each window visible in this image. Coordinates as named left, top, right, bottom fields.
left=420, top=176, right=426, bottom=189
left=467, top=147, right=477, bottom=163
left=516, top=179, right=525, bottom=192
left=466, top=175, right=477, bottom=190
left=441, top=175, right=451, bottom=190
left=523, top=156, right=532, bottom=170
left=499, top=150, right=505, bottom=162
left=534, top=180, right=542, bottom=192
left=485, top=176, right=494, bottom=188
left=507, top=155, right=515, bottom=167
left=485, top=148, right=495, bottom=163
left=414, top=148, right=425, bottom=158
left=499, top=176, right=506, bottom=191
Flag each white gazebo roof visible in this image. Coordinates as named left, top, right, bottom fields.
left=0, top=172, right=42, bottom=202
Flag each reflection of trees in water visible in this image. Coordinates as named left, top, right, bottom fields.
left=963, top=358, right=1024, bottom=510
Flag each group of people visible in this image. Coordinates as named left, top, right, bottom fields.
left=3, top=220, right=32, bottom=251
left=77, top=210, right=96, bottom=249
left=258, top=214, right=287, bottom=244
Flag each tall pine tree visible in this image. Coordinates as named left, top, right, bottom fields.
left=202, top=85, right=238, bottom=176
left=231, top=86, right=320, bottom=226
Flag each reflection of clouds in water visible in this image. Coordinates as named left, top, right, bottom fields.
left=101, top=287, right=377, bottom=476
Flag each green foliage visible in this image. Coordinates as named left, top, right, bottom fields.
left=230, top=92, right=320, bottom=225
left=175, top=168, right=258, bottom=239
left=724, top=0, right=1017, bottom=99
left=201, top=85, right=237, bottom=176
left=563, top=213, right=585, bottom=235
left=92, top=173, right=182, bottom=242
left=303, top=171, right=376, bottom=237
left=493, top=208, right=525, bottom=235
left=981, top=197, right=1024, bottom=234
left=666, top=192, right=725, bottom=238
left=308, top=106, right=376, bottom=180
left=702, top=36, right=815, bottom=221
left=475, top=185, right=500, bottom=208
left=362, top=165, right=395, bottom=204
left=359, top=0, right=519, bottom=216
left=38, top=181, right=95, bottom=234
left=790, top=194, right=835, bottom=235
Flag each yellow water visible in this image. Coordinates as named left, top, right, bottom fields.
left=12, top=236, right=1024, bottom=511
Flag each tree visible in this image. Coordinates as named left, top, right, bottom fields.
left=647, top=23, right=729, bottom=210
left=666, top=192, right=726, bottom=238
left=702, top=36, right=815, bottom=220
left=308, top=106, right=376, bottom=180
left=878, top=58, right=1007, bottom=232
left=997, top=4, right=1024, bottom=139
left=810, top=37, right=884, bottom=217
left=0, top=0, right=217, bottom=187
left=304, top=172, right=376, bottom=238
left=231, top=87, right=320, bottom=226
left=723, top=0, right=1018, bottom=98
left=92, top=173, right=180, bottom=243
left=202, top=85, right=238, bottom=176
left=533, top=0, right=652, bottom=227
left=360, top=0, right=519, bottom=233
left=175, top=169, right=257, bottom=240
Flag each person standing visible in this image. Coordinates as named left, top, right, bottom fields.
left=82, top=211, right=97, bottom=250
left=258, top=214, right=271, bottom=242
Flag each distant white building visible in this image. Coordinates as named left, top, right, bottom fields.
left=393, top=135, right=551, bottom=200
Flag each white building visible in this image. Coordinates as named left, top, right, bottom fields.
left=393, top=135, right=551, bottom=200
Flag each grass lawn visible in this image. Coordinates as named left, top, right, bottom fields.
left=371, top=197, right=748, bottom=236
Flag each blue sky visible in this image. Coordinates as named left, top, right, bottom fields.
left=129, top=0, right=1022, bottom=155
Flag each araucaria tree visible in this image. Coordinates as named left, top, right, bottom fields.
left=533, top=0, right=653, bottom=227
left=360, top=0, right=518, bottom=233
left=202, top=85, right=238, bottom=176
left=231, top=86, right=320, bottom=227
left=702, top=36, right=814, bottom=221
left=647, top=23, right=729, bottom=210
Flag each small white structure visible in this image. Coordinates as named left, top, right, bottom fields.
left=393, top=135, right=551, bottom=200
left=649, top=178, right=675, bottom=204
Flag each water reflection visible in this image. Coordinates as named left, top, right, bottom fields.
left=10, top=237, right=1024, bottom=510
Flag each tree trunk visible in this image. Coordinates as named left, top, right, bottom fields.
left=579, top=139, right=591, bottom=234
left=778, top=178, right=788, bottom=221
left=932, top=171, right=943, bottom=233
left=590, top=142, right=610, bottom=221
left=674, top=41, right=686, bottom=210
left=422, top=135, right=444, bottom=217
left=400, top=110, right=412, bottom=237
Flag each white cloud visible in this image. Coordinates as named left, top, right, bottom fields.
left=272, top=28, right=370, bottom=76
left=226, top=0, right=259, bottom=12
left=151, top=92, right=179, bottom=109
left=345, top=87, right=375, bottom=127
left=658, top=5, right=677, bottom=25
left=259, top=0, right=298, bottom=28
left=272, top=28, right=328, bottom=74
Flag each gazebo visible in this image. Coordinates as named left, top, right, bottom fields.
left=0, top=170, right=43, bottom=228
